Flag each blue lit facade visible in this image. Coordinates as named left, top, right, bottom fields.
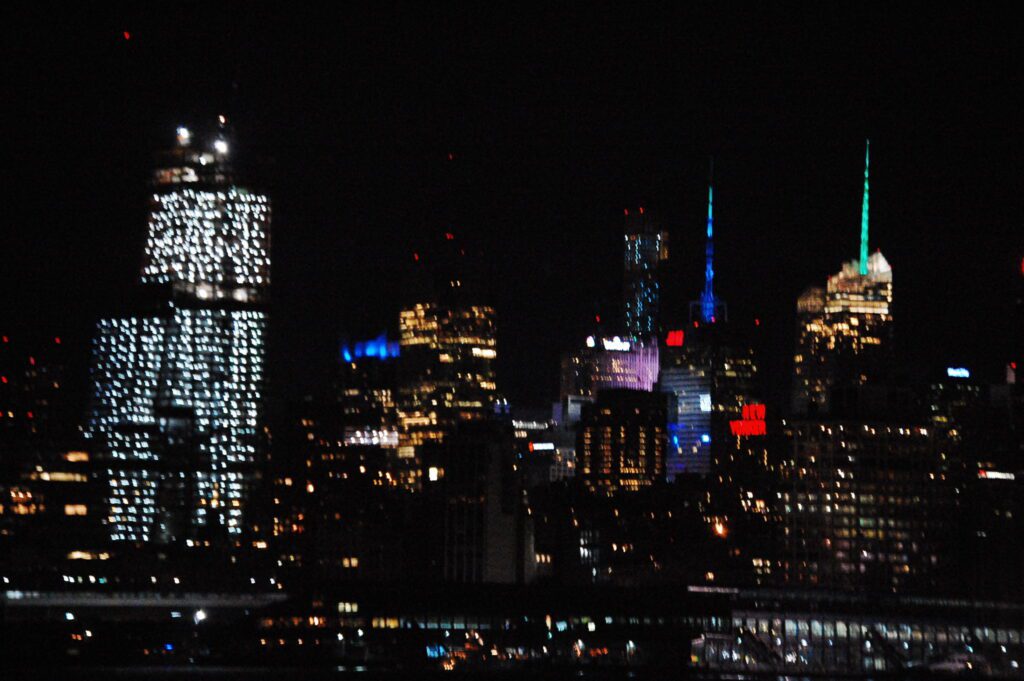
left=85, top=128, right=270, bottom=544
left=660, top=326, right=760, bottom=479
left=623, top=209, right=668, bottom=339
left=660, top=362, right=712, bottom=478
left=341, top=333, right=400, bottom=363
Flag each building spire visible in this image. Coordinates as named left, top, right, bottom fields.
left=859, top=139, right=870, bottom=275
left=700, top=158, right=717, bottom=323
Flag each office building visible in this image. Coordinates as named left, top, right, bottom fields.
left=623, top=207, right=668, bottom=339
left=661, top=325, right=759, bottom=478
left=420, top=421, right=535, bottom=583
left=660, top=173, right=759, bottom=478
left=577, top=389, right=666, bottom=494
left=395, top=234, right=499, bottom=489
left=559, top=336, right=659, bottom=425
left=779, top=416, right=955, bottom=594
left=84, top=123, right=270, bottom=544
left=792, top=141, right=893, bottom=415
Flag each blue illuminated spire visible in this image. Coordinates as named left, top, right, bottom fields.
left=700, top=160, right=717, bottom=323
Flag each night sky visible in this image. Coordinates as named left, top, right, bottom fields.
left=3, top=5, right=1021, bottom=414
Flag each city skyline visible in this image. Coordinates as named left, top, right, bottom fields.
left=2, top=7, right=1022, bottom=676
left=3, top=6, right=1020, bottom=414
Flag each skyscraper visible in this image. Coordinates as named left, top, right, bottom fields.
left=623, top=207, right=668, bottom=339
left=780, top=416, right=954, bottom=594
left=559, top=335, right=659, bottom=425
left=661, top=325, right=760, bottom=478
left=791, top=286, right=828, bottom=414
left=661, top=172, right=758, bottom=478
left=85, top=124, right=270, bottom=544
left=396, top=235, right=499, bottom=488
left=792, top=141, right=893, bottom=415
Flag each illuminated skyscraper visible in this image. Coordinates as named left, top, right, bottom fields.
left=85, top=123, right=270, bottom=544
left=623, top=207, right=668, bottom=339
left=396, top=235, right=499, bottom=488
left=661, top=325, right=759, bottom=478
left=397, top=304, right=497, bottom=444
left=661, top=174, right=756, bottom=478
left=792, top=141, right=893, bottom=414
left=337, top=334, right=400, bottom=450
left=559, top=335, right=659, bottom=424
left=780, top=417, right=955, bottom=594
left=791, top=286, right=828, bottom=414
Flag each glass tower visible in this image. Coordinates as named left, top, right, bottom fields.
left=85, top=125, right=270, bottom=544
left=623, top=208, right=668, bottom=339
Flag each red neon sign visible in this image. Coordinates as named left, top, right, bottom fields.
left=741, top=404, right=765, bottom=420
left=666, top=330, right=684, bottom=347
left=730, top=404, right=766, bottom=437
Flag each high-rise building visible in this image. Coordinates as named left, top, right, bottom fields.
left=661, top=325, right=760, bottom=478
left=779, top=416, right=955, bottom=594
left=420, top=421, right=535, bottom=583
left=792, top=141, right=893, bottom=415
left=85, top=123, right=270, bottom=544
left=928, top=366, right=1024, bottom=600
left=623, top=207, right=668, bottom=339
left=338, top=334, right=400, bottom=451
left=791, top=286, right=828, bottom=414
left=577, top=389, right=666, bottom=494
left=660, top=172, right=759, bottom=478
left=559, top=336, right=659, bottom=425
left=396, top=235, right=499, bottom=488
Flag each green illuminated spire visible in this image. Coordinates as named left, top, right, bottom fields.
left=859, top=139, right=870, bottom=275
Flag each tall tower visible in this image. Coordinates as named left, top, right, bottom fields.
left=395, top=234, right=499, bottom=489
left=623, top=207, right=668, bottom=339
left=85, top=123, right=270, bottom=544
left=791, top=140, right=893, bottom=415
left=663, top=169, right=759, bottom=478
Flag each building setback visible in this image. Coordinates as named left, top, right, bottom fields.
left=85, top=125, right=270, bottom=544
